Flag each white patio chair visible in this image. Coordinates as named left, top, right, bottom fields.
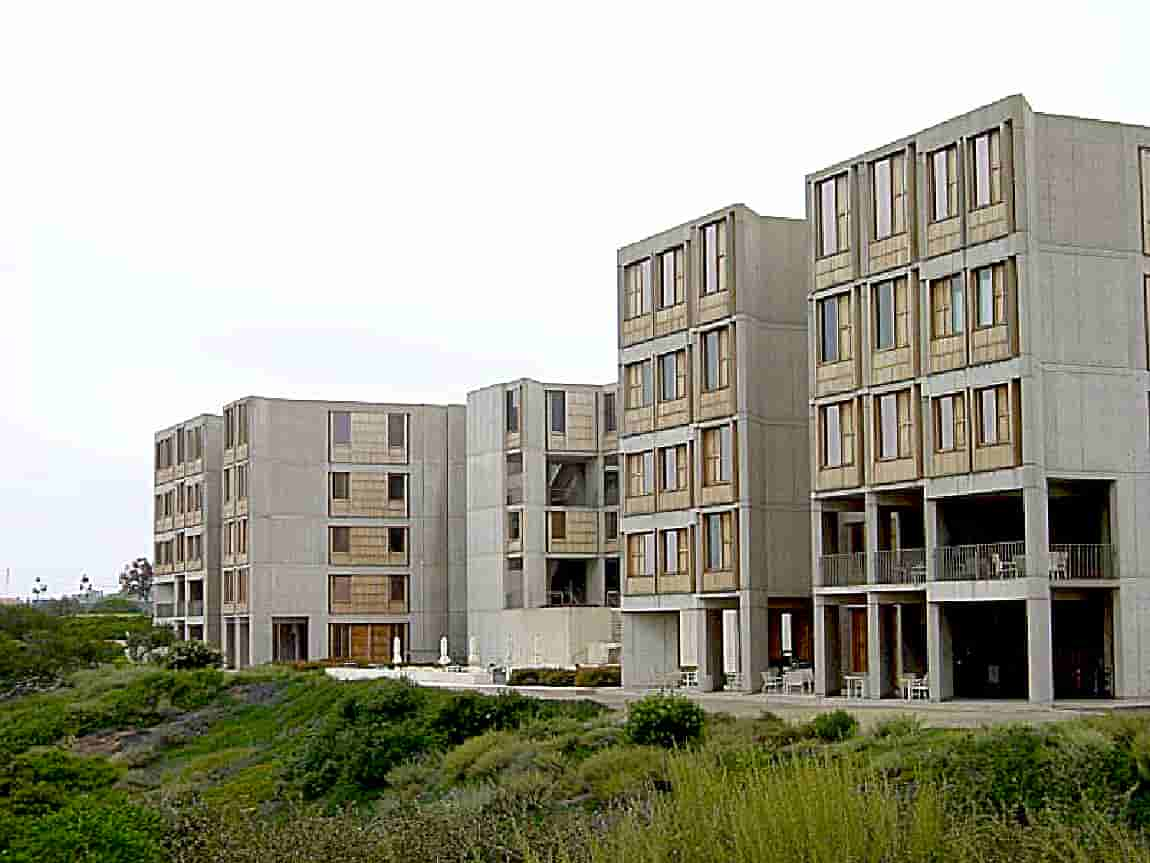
left=910, top=674, right=930, bottom=700
left=992, top=553, right=1018, bottom=579
left=1049, top=551, right=1068, bottom=580
left=761, top=670, right=783, bottom=694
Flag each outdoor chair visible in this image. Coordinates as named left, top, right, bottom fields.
left=992, top=553, right=1018, bottom=579
left=1049, top=551, right=1069, bottom=580
left=761, top=669, right=783, bottom=694
left=910, top=675, right=930, bottom=700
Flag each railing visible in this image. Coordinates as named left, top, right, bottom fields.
left=935, top=541, right=1025, bottom=581
left=187, top=599, right=204, bottom=616
left=154, top=602, right=175, bottom=618
left=546, top=589, right=586, bottom=607
left=504, top=590, right=523, bottom=609
left=874, top=548, right=926, bottom=585
left=819, top=552, right=867, bottom=587
left=1050, top=544, right=1117, bottom=580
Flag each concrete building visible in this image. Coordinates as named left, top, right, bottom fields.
left=152, top=414, right=224, bottom=644
left=216, top=396, right=466, bottom=667
left=617, top=204, right=811, bottom=692
left=807, top=95, right=1150, bottom=702
left=466, top=379, right=621, bottom=667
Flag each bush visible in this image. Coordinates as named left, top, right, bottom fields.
left=4, top=794, right=165, bottom=863
left=624, top=694, right=705, bottom=748
left=872, top=714, right=923, bottom=739
left=508, top=667, right=577, bottom=687
left=0, top=750, right=121, bottom=818
left=163, top=641, right=223, bottom=670
left=808, top=709, right=858, bottom=742
left=574, top=666, right=621, bottom=687
left=570, top=745, right=668, bottom=801
left=126, top=625, right=177, bottom=662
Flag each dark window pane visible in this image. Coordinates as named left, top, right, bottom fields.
left=332, top=412, right=351, bottom=445
left=388, top=414, right=406, bottom=448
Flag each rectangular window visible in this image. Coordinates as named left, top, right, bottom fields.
left=508, top=510, right=521, bottom=541
left=628, top=452, right=654, bottom=497
left=663, top=530, right=679, bottom=575
left=702, top=220, right=727, bottom=295
left=605, top=511, right=618, bottom=541
left=823, top=403, right=842, bottom=468
left=704, top=512, right=731, bottom=570
left=331, top=472, right=350, bottom=500
left=935, top=393, right=966, bottom=452
left=236, top=464, right=246, bottom=499
left=950, top=275, right=964, bottom=335
left=703, top=425, right=732, bottom=484
left=388, top=474, right=405, bottom=502
left=603, top=392, right=617, bottom=432
left=550, top=511, right=566, bottom=540
left=660, top=246, right=684, bottom=308
left=819, top=296, right=838, bottom=363
left=974, top=263, right=1006, bottom=328
left=938, top=396, right=954, bottom=451
left=972, top=129, right=1002, bottom=209
left=548, top=391, right=566, bottom=433
left=818, top=177, right=837, bottom=256
left=331, top=526, right=350, bottom=553
left=702, top=327, right=730, bottom=391
left=879, top=393, right=898, bottom=460
left=875, top=281, right=895, bottom=350
left=506, top=389, right=520, bottom=433
left=604, top=470, right=619, bottom=505
left=390, top=575, right=406, bottom=603
left=661, top=446, right=677, bottom=491
left=332, top=411, right=351, bottom=445
left=388, top=414, right=406, bottom=448
left=874, top=157, right=891, bottom=239
left=223, top=468, right=232, bottom=502
left=660, top=352, right=677, bottom=402
left=932, top=146, right=958, bottom=221
left=642, top=450, right=655, bottom=494
left=238, top=519, right=247, bottom=554
left=629, top=533, right=654, bottom=577
left=236, top=403, right=247, bottom=446
left=331, top=575, right=352, bottom=603
left=625, top=259, right=652, bottom=318
left=224, top=407, right=234, bottom=449
left=388, top=527, right=406, bottom=554
left=978, top=385, right=1010, bottom=446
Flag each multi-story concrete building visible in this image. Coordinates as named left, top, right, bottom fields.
left=153, top=414, right=224, bottom=644
left=617, top=204, right=811, bottom=691
left=466, top=379, right=622, bottom=667
left=216, top=396, right=466, bottom=668
left=807, top=95, right=1150, bottom=702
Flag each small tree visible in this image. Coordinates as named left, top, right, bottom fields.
left=119, top=558, right=154, bottom=601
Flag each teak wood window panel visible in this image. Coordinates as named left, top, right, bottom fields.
left=702, top=425, right=732, bottom=485
left=602, top=392, right=617, bottom=433
left=659, top=350, right=687, bottom=402
left=820, top=401, right=855, bottom=468
left=872, top=152, right=906, bottom=240
left=627, top=451, right=655, bottom=497
left=934, top=393, right=967, bottom=453
left=817, top=173, right=850, bottom=258
left=660, top=444, right=688, bottom=492
left=628, top=532, right=655, bottom=577
left=505, top=388, right=520, bottom=433
left=973, top=263, right=1007, bottom=329
left=873, top=278, right=909, bottom=352
left=701, top=220, right=727, bottom=295
left=329, top=623, right=407, bottom=664
left=930, top=145, right=959, bottom=222
left=659, top=246, right=686, bottom=308
left=977, top=384, right=1011, bottom=446
left=604, top=511, right=618, bottom=541
left=817, top=293, right=852, bottom=364
left=625, top=361, right=653, bottom=409
left=624, top=259, right=652, bottom=319
left=661, top=528, right=689, bottom=575
left=931, top=275, right=965, bottom=338
left=550, top=511, right=566, bottom=540
left=876, top=390, right=913, bottom=461
left=970, top=129, right=1003, bottom=211
left=703, top=511, right=734, bottom=571
left=331, top=411, right=352, bottom=446
left=547, top=391, right=566, bottom=434
left=701, top=327, right=731, bottom=392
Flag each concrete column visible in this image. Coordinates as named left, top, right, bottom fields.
left=927, top=602, right=953, bottom=700
left=924, top=498, right=940, bottom=582
left=811, top=501, right=826, bottom=587
left=621, top=611, right=677, bottom=689
left=739, top=592, right=770, bottom=693
left=814, top=598, right=840, bottom=696
left=1023, top=482, right=1050, bottom=577
left=695, top=608, right=724, bottom=692
left=587, top=558, right=606, bottom=606
left=866, top=595, right=892, bottom=698
left=1027, top=596, right=1054, bottom=703
left=864, top=492, right=880, bottom=584
left=894, top=604, right=905, bottom=681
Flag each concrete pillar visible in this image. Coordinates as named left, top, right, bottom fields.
left=927, top=602, right=953, bottom=700
left=739, top=591, right=770, bottom=693
left=1023, top=482, right=1050, bottom=577
left=924, top=498, right=940, bottom=582
left=811, top=501, right=826, bottom=587
left=1027, top=596, right=1054, bottom=703
left=894, top=604, right=905, bottom=681
left=814, top=598, right=840, bottom=696
left=695, top=608, right=724, bottom=692
left=864, top=492, right=880, bottom=584
left=866, top=595, right=893, bottom=698
left=588, top=558, right=606, bottom=606
left=621, top=612, right=677, bottom=688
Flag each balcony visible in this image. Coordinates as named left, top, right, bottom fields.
left=934, top=541, right=1025, bottom=581
left=1049, top=544, right=1117, bottom=581
left=187, top=599, right=204, bottom=617
left=819, top=552, right=866, bottom=587
left=874, top=548, right=926, bottom=585
left=154, top=602, right=175, bottom=618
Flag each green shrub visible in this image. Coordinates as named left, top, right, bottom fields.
left=574, top=666, right=621, bottom=687
left=163, top=640, right=223, bottom=670
left=808, top=709, right=858, bottom=742
left=4, top=794, right=165, bottom=863
left=508, top=667, right=577, bottom=686
left=0, top=750, right=121, bottom=818
left=872, top=713, right=923, bottom=739
left=624, top=694, right=705, bottom=748
left=570, top=745, right=667, bottom=801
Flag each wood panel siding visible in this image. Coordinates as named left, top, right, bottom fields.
left=870, top=276, right=917, bottom=386
left=548, top=390, right=597, bottom=452
left=868, top=233, right=911, bottom=274
left=927, top=216, right=962, bottom=257
left=700, top=510, right=737, bottom=592
left=815, top=250, right=853, bottom=291
left=329, top=472, right=408, bottom=518
left=1142, top=149, right=1150, bottom=255
left=969, top=261, right=1017, bottom=366
left=330, top=526, right=409, bottom=567
left=972, top=381, right=1021, bottom=472
left=329, top=574, right=408, bottom=615
left=331, top=411, right=409, bottom=465
left=654, top=303, right=688, bottom=337
left=547, top=509, right=597, bottom=554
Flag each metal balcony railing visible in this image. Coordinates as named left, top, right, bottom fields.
left=819, top=552, right=867, bottom=587
left=187, top=599, right=204, bottom=616
left=546, top=589, right=586, bottom=607
left=874, top=548, right=926, bottom=585
left=1049, top=544, right=1117, bottom=580
left=935, top=541, right=1025, bottom=581
left=154, top=602, right=175, bottom=618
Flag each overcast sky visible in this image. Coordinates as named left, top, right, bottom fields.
left=0, top=1, right=1146, bottom=597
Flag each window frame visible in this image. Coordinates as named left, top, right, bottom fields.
left=624, top=258, right=652, bottom=319
left=702, top=220, right=727, bottom=295
left=332, top=411, right=352, bottom=446
left=550, top=510, right=566, bottom=540
left=505, top=388, right=520, bottom=433
left=659, top=246, right=685, bottom=308
left=507, top=509, right=521, bottom=541
left=548, top=390, right=566, bottom=434
left=331, top=471, right=350, bottom=500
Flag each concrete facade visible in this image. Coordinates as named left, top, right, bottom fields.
left=807, top=95, right=1150, bottom=703
left=152, top=414, right=224, bottom=645
left=617, top=204, right=812, bottom=692
left=466, top=379, right=621, bottom=667
left=213, top=396, right=467, bottom=667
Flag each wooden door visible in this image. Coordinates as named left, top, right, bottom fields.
left=850, top=608, right=868, bottom=673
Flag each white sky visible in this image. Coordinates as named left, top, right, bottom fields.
left=0, top=1, right=1146, bottom=597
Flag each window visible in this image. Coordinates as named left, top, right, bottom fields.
left=548, top=391, right=566, bottom=433
left=872, top=153, right=905, bottom=239
left=236, top=403, right=248, bottom=446
left=971, top=128, right=1002, bottom=209
left=605, top=511, right=618, bottom=540
left=931, top=275, right=964, bottom=338
left=223, top=468, right=232, bottom=502
left=823, top=403, right=842, bottom=467
left=624, top=259, right=652, bottom=318
left=659, top=351, right=685, bottom=401
left=662, top=529, right=684, bottom=575
left=388, top=414, right=406, bottom=448
left=703, top=425, right=732, bottom=485
left=931, top=146, right=959, bottom=221
left=875, top=281, right=895, bottom=350
left=550, top=511, right=566, bottom=540
left=238, top=519, right=247, bottom=554
left=506, top=388, right=520, bottom=433
left=331, top=526, right=350, bottom=553
left=626, top=361, right=652, bottom=408
left=508, top=510, right=521, bottom=541
left=660, top=246, right=684, bottom=307
left=702, top=220, right=727, bottom=295
left=236, top=464, right=247, bottom=500
left=978, top=385, right=1010, bottom=445
left=603, top=392, right=616, bottom=432
left=974, top=263, right=1007, bottom=328
left=195, top=483, right=203, bottom=511
left=388, top=474, right=405, bottom=502
left=628, top=533, right=655, bottom=577
left=388, top=527, right=406, bottom=554
left=702, top=327, right=730, bottom=391
left=704, top=512, right=732, bottom=570
left=935, top=393, right=966, bottom=452
left=877, top=391, right=913, bottom=460
left=817, top=174, right=849, bottom=256
left=627, top=451, right=654, bottom=496
left=332, top=411, right=351, bottom=445
left=604, top=470, right=619, bottom=505
left=390, top=575, right=406, bottom=603
left=331, top=575, right=352, bottom=603
left=224, top=407, right=234, bottom=449
left=819, top=295, right=838, bottom=362
left=331, top=472, right=350, bottom=500
left=661, top=445, right=677, bottom=491
left=176, top=428, right=185, bottom=463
